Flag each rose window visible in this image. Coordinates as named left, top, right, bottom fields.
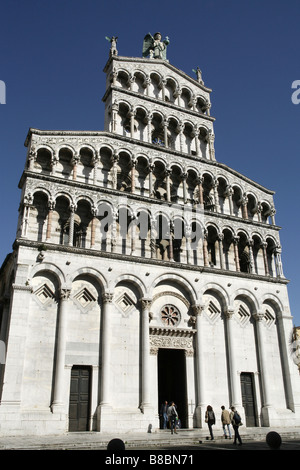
left=161, top=304, right=181, bottom=326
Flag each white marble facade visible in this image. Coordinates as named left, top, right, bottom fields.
left=0, top=35, right=299, bottom=435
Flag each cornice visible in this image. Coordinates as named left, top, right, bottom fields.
left=14, top=238, right=290, bottom=286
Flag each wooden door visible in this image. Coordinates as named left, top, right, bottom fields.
left=240, top=372, right=257, bottom=427
left=69, top=366, right=91, bottom=432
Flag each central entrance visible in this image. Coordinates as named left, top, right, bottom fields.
left=158, top=348, right=188, bottom=428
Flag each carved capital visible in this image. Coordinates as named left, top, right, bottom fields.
left=192, top=304, right=204, bottom=316
left=103, top=292, right=114, bottom=304
left=60, top=289, right=71, bottom=301
left=224, top=308, right=235, bottom=319
left=141, top=298, right=152, bottom=310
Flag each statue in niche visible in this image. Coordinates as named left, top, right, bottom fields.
left=143, top=32, right=170, bottom=60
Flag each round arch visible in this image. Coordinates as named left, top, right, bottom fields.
left=113, top=274, right=146, bottom=299
left=29, top=262, right=66, bottom=289
left=150, top=272, right=198, bottom=304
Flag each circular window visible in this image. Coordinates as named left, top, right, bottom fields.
left=161, top=304, right=181, bottom=327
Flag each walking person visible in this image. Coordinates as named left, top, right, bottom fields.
left=205, top=405, right=215, bottom=440
left=167, top=401, right=178, bottom=434
left=221, top=405, right=232, bottom=439
left=160, top=400, right=169, bottom=429
left=230, top=406, right=242, bottom=445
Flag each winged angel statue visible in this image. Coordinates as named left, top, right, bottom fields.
left=105, top=36, right=118, bottom=56
left=142, top=32, right=170, bottom=60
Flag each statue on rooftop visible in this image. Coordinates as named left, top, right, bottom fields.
left=142, top=32, right=170, bottom=60
left=105, top=36, right=118, bottom=56
left=192, top=67, right=204, bottom=85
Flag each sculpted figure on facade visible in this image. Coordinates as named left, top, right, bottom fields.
left=105, top=36, right=118, bottom=56
left=143, top=32, right=170, bottom=60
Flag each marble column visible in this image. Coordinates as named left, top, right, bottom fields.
left=90, top=207, right=97, bottom=248
left=165, top=169, right=171, bottom=202
left=274, top=245, right=284, bottom=278
left=194, top=304, right=206, bottom=425
left=203, top=232, right=209, bottom=267
left=150, top=217, right=157, bottom=259
left=51, top=288, right=71, bottom=412
left=224, top=308, right=242, bottom=408
left=197, top=177, right=204, bottom=207
left=111, top=101, right=118, bottom=133
left=193, top=127, right=200, bottom=157
left=21, top=193, right=33, bottom=238
left=111, top=151, right=119, bottom=190
left=247, top=239, right=254, bottom=273
left=226, top=186, right=234, bottom=216
left=182, top=173, right=187, bottom=203
left=213, top=178, right=219, bottom=213
left=218, top=233, right=224, bottom=270
left=131, top=159, right=136, bottom=194
left=207, top=132, right=216, bottom=161
left=140, top=298, right=152, bottom=411
left=100, top=292, right=114, bottom=407
left=46, top=199, right=55, bottom=241
left=72, top=153, right=79, bottom=181
left=93, top=152, right=99, bottom=185
left=253, top=312, right=272, bottom=410
left=241, top=194, right=248, bottom=219
left=130, top=110, right=136, bottom=138
left=148, top=163, right=154, bottom=197
left=163, top=118, right=169, bottom=148
left=233, top=237, right=240, bottom=272
left=68, top=203, right=76, bottom=247
left=261, top=242, right=270, bottom=276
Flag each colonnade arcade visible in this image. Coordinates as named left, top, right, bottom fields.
left=21, top=188, right=283, bottom=279
left=110, top=67, right=211, bottom=114
left=110, top=101, right=213, bottom=158
left=29, top=144, right=276, bottom=223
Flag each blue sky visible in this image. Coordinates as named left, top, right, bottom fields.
left=0, top=0, right=299, bottom=323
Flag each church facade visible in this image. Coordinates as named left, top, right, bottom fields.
left=0, top=34, right=299, bottom=435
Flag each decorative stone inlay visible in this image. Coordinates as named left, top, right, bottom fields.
left=34, top=283, right=55, bottom=306
left=116, top=291, right=136, bottom=316
left=205, top=299, right=221, bottom=322
left=263, top=308, right=275, bottom=327
left=237, top=303, right=250, bottom=326
left=74, top=287, right=96, bottom=312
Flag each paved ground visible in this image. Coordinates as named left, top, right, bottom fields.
left=129, top=439, right=300, bottom=451
left=0, top=427, right=299, bottom=452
